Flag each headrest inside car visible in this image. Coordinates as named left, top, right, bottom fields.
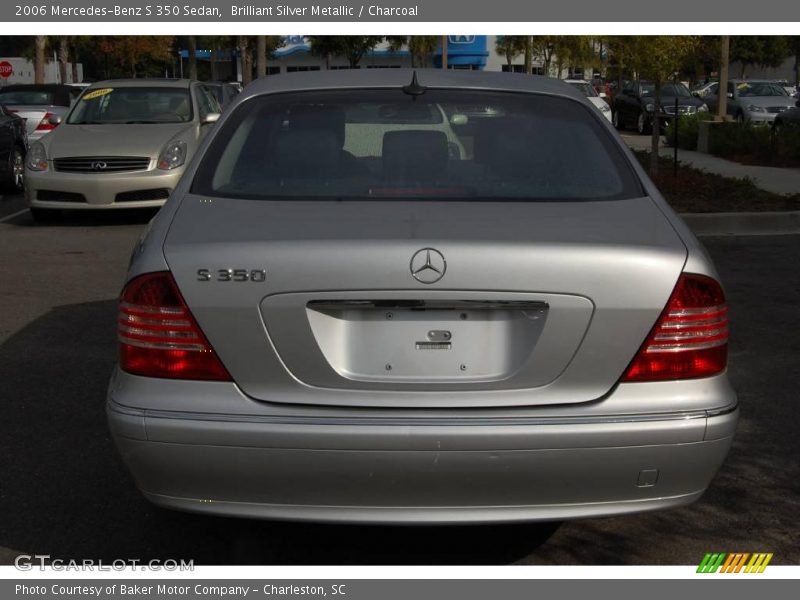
left=287, top=105, right=346, bottom=148
left=273, top=130, right=341, bottom=178
left=382, top=130, right=448, bottom=182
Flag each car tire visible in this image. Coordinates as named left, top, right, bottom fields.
left=612, top=110, right=623, bottom=130
left=1, top=146, right=25, bottom=194
left=29, top=207, right=60, bottom=223
left=736, top=111, right=745, bottom=124
left=637, top=112, right=651, bottom=135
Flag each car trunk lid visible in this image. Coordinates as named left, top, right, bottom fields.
left=163, top=194, right=687, bottom=408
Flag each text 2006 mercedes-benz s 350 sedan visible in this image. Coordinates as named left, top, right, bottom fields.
left=107, top=70, right=738, bottom=524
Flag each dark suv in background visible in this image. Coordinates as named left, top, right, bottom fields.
left=612, top=81, right=708, bottom=134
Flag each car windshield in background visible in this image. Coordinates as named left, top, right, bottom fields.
left=0, top=90, right=56, bottom=105
left=737, top=82, right=787, bottom=97
left=193, top=89, right=639, bottom=201
left=568, top=82, right=598, bottom=97
left=641, top=84, right=691, bottom=97
left=67, top=87, right=193, bottom=124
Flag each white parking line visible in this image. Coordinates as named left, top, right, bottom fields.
left=0, top=208, right=29, bottom=223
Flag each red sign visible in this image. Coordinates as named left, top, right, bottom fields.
left=0, top=61, right=12, bottom=78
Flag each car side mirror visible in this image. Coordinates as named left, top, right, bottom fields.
left=48, top=114, right=62, bottom=126
left=598, top=92, right=607, bottom=99
left=449, top=114, right=468, bottom=126
left=201, top=112, right=220, bottom=125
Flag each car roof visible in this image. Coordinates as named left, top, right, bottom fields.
left=239, top=69, right=585, bottom=102
left=729, top=79, right=776, bottom=84
left=0, top=84, right=73, bottom=91
left=87, top=78, right=195, bottom=89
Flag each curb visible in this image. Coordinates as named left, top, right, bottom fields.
left=679, top=210, right=800, bottom=236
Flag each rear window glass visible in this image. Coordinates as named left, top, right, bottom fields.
left=67, top=87, right=193, bottom=124
left=192, top=89, right=640, bottom=201
left=0, top=89, right=56, bottom=105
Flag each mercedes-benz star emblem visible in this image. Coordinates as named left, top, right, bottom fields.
left=91, top=161, right=108, bottom=171
left=410, top=248, right=446, bottom=284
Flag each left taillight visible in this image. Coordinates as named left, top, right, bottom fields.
left=35, top=112, right=58, bottom=131
left=118, top=272, right=231, bottom=381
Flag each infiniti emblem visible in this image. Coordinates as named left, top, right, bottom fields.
left=91, top=161, right=107, bottom=171
left=410, top=248, right=446, bottom=284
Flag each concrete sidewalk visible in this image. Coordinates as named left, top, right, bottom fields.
left=622, top=134, right=800, bottom=196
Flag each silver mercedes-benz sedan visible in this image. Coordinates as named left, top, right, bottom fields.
left=24, top=79, right=221, bottom=222
left=108, top=70, right=738, bottom=524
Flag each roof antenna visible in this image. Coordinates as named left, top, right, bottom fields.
left=402, top=71, right=427, bottom=98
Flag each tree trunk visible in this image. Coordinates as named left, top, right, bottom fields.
left=187, top=36, right=198, bottom=80
left=256, top=36, right=267, bottom=78
left=524, top=37, right=532, bottom=74
left=57, top=37, right=69, bottom=83
left=34, top=36, right=47, bottom=84
left=70, top=40, right=80, bottom=82
left=718, top=36, right=730, bottom=119
left=238, top=36, right=252, bottom=85
left=650, top=79, right=661, bottom=177
left=210, top=41, right=218, bottom=80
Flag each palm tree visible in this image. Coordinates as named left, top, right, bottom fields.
left=57, top=36, right=69, bottom=83
left=34, top=36, right=47, bottom=84
left=187, top=36, right=198, bottom=80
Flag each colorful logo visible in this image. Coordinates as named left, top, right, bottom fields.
left=697, top=553, right=773, bottom=573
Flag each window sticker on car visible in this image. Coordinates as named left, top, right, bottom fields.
left=82, top=88, right=114, bottom=101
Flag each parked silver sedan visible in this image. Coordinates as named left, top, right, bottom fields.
left=24, top=79, right=220, bottom=221
left=108, top=70, right=738, bottom=524
left=704, top=79, right=796, bottom=123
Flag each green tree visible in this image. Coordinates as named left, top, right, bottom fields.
left=624, top=36, right=701, bottom=176
left=494, top=36, right=526, bottom=68
left=730, top=36, right=791, bottom=78
left=386, top=36, right=438, bottom=68
left=308, top=36, right=384, bottom=69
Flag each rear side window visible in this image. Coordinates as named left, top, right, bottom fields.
left=0, top=89, right=55, bottom=105
left=193, top=89, right=640, bottom=201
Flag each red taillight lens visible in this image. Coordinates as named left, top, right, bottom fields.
left=621, top=273, right=728, bottom=382
left=118, top=272, right=231, bottom=381
left=35, top=112, right=57, bottom=131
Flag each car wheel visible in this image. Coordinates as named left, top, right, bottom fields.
left=2, top=146, right=25, bottom=193
left=612, top=110, right=623, bottom=130
left=637, top=112, right=651, bottom=135
left=736, top=112, right=745, bottom=124
left=29, top=207, right=60, bottom=223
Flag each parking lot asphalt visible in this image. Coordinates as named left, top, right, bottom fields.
left=0, top=199, right=798, bottom=566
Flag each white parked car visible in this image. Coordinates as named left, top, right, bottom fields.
left=565, top=79, right=612, bottom=122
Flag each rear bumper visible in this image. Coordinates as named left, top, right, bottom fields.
left=108, top=385, right=738, bottom=524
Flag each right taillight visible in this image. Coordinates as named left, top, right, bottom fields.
left=118, top=271, right=231, bottom=381
left=621, top=273, right=728, bottom=382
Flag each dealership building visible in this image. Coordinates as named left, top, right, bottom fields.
left=180, top=36, right=598, bottom=79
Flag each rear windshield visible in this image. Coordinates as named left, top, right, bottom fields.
left=67, top=87, right=193, bottom=124
left=192, top=89, right=640, bottom=201
left=0, top=89, right=58, bottom=105
left=568, top=81, right=598, bottom=97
